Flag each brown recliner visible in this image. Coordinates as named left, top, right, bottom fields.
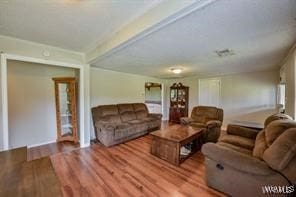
left=202, top=113, right=296, bottom=197
left=180, top=106, right=223, bottom=143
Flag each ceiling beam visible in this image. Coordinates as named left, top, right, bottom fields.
left=86, top=0, right=217, bottom=64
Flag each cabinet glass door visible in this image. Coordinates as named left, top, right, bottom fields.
left=58, top=83, right=73, bottom=137
left=171, top=89, right=177, bottom=101
left=53, top=77, right=78, bottom=143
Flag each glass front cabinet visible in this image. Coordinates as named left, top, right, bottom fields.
left=169, top=83, right=189, bottom=123
left=52, top=77, right=78, bottom=143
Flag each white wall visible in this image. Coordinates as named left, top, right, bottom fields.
left=90, top=67, right=164, bottom=138
left=7, top=60, right=76, bottom=148
left=90, top=68, right=164, bottom=105
left=0, top=35, right=84, bottom=64
left=167, top=70, right=279, bottom=127
left=0, top=62, right=2, bottom=149
left=218, top=70, right=278, bottom=125
left=282, top=48, right=296, bottom=118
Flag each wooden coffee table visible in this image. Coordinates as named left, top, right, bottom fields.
left=150, top=125, right=204, bottom=166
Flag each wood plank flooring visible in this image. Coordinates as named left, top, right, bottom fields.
left=0, top=147, right=62, bottom=197
left=27, top=141, right=80, bottom=161
left=51, top=135, right=225, bottom=197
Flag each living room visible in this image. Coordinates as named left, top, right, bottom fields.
left=0, top=0, right=296, bottom=196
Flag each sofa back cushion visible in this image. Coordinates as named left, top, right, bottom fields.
left=91, top=105, right=121, bottom=123
left=265, top=119, right=296, bottom=146
left=264, top=113, right=292, bottom=128
left=133, top=103, right=148, bottom=119
left=118, top=104, right=137, bottom=122
left=263, top=128, right=296, bottom=171
left=191, top=106, right=223, bottom=123
left=253, top=130, right=268, bottom=159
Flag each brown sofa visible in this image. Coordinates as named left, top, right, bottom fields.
left=91, top=103, right=162, bottom=147
left=202, top=114, right=296, bottom=196
left=180, top=106, right=223, bottom=143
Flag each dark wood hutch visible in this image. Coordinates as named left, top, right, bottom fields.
left=169, top=83, right=189, bottom=123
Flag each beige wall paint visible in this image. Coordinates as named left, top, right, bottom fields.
left=0, top=35, right=84, bottom=64
left=282, top=48, right=296, bottom=118
left=218, top=70, right=278, bottom=126
left=7, top=60, right=76, bottom=148
left=0, top=63, right=2, bottom=149
left=90, top=67, right=164, bottom=138
left=167, top=70, right=279, bottom=127
left=90, top=68, right=163, bottom=106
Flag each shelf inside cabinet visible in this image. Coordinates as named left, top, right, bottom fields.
left=61, top=114, right=72, bottom=117
left=62, top=124, right=73, bottom=128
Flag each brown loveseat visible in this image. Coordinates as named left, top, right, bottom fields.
left=92, top=103, right=162, bottom=147
left=202, top=114, right=296, bottom=196
left=180, top=106, right=223, bottom=143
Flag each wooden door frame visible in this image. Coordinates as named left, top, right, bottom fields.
left=0, top=53, right=89, bottom=150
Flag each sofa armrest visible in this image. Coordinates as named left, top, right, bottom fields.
left=202, top=143, right=273, bottom=175
left=206, top=120, right=222, bottom=128
left=226, top=124, right=259, bottom=139
left=180, top=117, right=194, bottom=125
left=148, top=113, right=162, bottom=119
left=95, top=120, right=115, bottom=131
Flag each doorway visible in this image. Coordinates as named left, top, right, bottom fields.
left=199, top=78, right=221, bottom=107
left=0, top=53, right=88, bottom=151
left=145, top=82, right=162, bottom=114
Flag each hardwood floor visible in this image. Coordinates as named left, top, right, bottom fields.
left=51, top=135, right=225, bottom=197
left=0, top=147, right=62, bottom=197
left=27, top=141, right=80, bottom=161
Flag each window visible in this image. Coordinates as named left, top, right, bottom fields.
left=277, top=84, right=286, bottom=112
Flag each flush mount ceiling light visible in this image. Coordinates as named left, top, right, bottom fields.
left=215, top=49, right=235, bottom=57
left=170, top=67, right=183, bottom=74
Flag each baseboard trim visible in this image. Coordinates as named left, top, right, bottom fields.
left=80, top=143, right=90, bottom=148
left=27, top=140, right=56, bottom=148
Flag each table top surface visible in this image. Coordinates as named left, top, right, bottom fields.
left=150, top=124, right=204, bottom=142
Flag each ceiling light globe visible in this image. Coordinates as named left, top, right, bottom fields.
left=171, top=68, right=183, bottom=74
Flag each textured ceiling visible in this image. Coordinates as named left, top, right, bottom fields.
left=92, top=0, right=296, bottom=78
left=0, top=0, right=160, bottom=52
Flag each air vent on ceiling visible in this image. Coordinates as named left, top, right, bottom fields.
left=215, top=49, right=235, bottom=57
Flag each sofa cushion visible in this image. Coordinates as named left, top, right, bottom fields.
left=264, top=113, right=292, bottom=128
left=133, top=103, right=149, bottom=119
left=136, top=111, right=148, bottom=119
left=265, top=119, right=296, bottom=146
left=253, top=130, right=268, bottom=160
left=190, top=122, right=207, bottom=128
left=263, top=128, right=296, bottom=171
left=138, top=117, right=160, bottom=129
left=100, top=114, right=122, bottom=123
left=192, top=106, right=218, bottom=123
left=118, top=104, right=137, bottom=122
left=220, top=134, right=255, bottom=150
left=126, top=119, right=146, bottom=124
left=226, top=124, right=258, bottom=139
left=202, top=143, right=272, bottom=176
left=217, top=142, right=253, bottom=155
left=114, top=124, right=132, bottom=140
left=147, top=119, right=161, bottom=130
left=92, top=105, right=120, bottom=121
left=141, top=117, right=155, bottom=122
